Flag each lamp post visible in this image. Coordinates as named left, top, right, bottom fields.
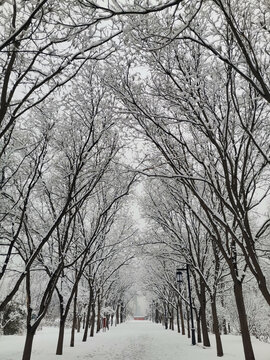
left=176, top=264, right=196, bottom=345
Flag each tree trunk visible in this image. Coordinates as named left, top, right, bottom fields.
left=96, top=301, right=101, bottom=333
left=171, top=307, right=174, bottom=331
left=222, top=319, right=228, bottom=335
left=82, top=312, right=86, bottom=329
left=115, top=304, right=119, bottom=326
left=111, top=314, right=114, bottom=327
left=196, top=313, right=202, bottom=343
left=22, top=328, right=36, bottom=360
left=168, top=305, right=171, bottom=330
left=176, top=303, right=180, bottom=333
left=82, top=302, right=91, bottom=341
left=120, top=302, right=124, bottom=323
left=165, top=317, right=168, bottom=329
left=70, top=284, right=78, bottom=347
left=82, top=286, right=92, bottom=342
left=234, top=281, right=255, bottom=360
left=96, top=295, right=101, bottom=333
left=179, top=299, right=185, bottom=335
left=211, top=295, right=223, bottom=357
left=186, top=305, right=190, bottom=338
left=155, top=303, right=159, bottom=323
left=56, top=318, right=65, bottom=355
left=90, top=302, right=95, bottom=337
left=201, top=306, right=210, bottom=347
left=77, top=315, right=81, bottom=332
left=200, top=283, right=211, bottom=347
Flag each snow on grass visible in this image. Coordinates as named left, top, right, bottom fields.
left=0, top=321, right=270, bottom=360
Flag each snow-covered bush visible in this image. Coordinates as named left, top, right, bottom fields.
left=246, top=291, right=270, bottom=343
left=0, top=302, right=26, bottom=335
left=225, top=286, right=270, bottom=342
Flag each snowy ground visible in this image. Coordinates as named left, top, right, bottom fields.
left=1, top=321, right=270, bottom=360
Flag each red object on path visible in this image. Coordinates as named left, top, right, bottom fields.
left=133, top=316, right=145, bottom=320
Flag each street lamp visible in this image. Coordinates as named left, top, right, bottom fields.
left=176, top=269, right=183, bottom=284
left=176, top=264, right=196, bottom=345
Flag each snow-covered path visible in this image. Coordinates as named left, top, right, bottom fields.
left=1, top=321, right=270, bottom=360
left=83, top=321, right=269, bottom=360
